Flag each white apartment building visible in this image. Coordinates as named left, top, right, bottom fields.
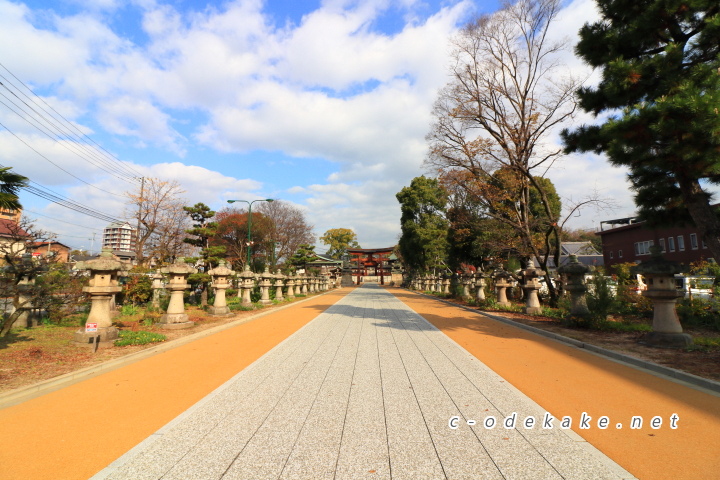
left=102, top=221, right=137, bottom=253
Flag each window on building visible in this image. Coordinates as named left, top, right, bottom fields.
left=690, top=233, right=698, bottom=250
left=659, top=238, right=665, bottom=253
left=609, top=251, right=614, bottom=259
left=668, top=237, right=675, bottom=252
left=634, top=241, right=653, bottom=255
left=619, top=249, right=623, bottom=258
left=702, top=238, right=707, bottom=249
left=678, top=235, right=685, bottom=251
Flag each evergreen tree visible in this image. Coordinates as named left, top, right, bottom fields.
left=183, top=202, right=224, bottom=307
left=184, top=203, right=225, bottom=265
left=396, top=176, right=449, bottom=274
left=562, top=0, right=720, bottom=257
left=289, top=244, right=317, bottom=271
left=0, top=167, right=28, bottom=211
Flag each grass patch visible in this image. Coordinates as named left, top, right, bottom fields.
left=230, top=303, right=254, bottom=311
left=693, top=336, right=720, bottom=348
left=114, top=330, right=167, bottom=347
left=598, top=321, right=652, bottom=333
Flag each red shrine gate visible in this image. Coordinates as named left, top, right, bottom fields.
left=347, top=247, right=394, bottom=285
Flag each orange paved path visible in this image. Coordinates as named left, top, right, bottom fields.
left=390, top=287, right=720, bottom=480
left=2, top=286, right=720, bottom=479
left=0, top=289, right=351, bottom=480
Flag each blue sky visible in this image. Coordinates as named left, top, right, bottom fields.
left=0, top=0, right=634, bottom=253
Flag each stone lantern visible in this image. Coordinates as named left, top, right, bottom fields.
left=274, top=270, right=285, bottom=301
left=73, top=250, right=130, bottom=346
left=286, top=273, right=296, bottom=299
left=307, top=274, right=316, bottom=293
left=493, top=269, right=513, bottom=307
left=474, top=271, right=487, bottom=302
left=442, top=274, right=451, bottom=294
left=151, top=272, right=164, bottom=309
left=158, top=258, right=197, bottom=329
left=207, top=260, right=235, bottom=315
left=258, top=266, right=274, bottom=305
left=461, top=273, right=472, bottom=299
left=520, top=260, right=545, bottom=314
left=239, top=264, right=255, bottom=305
left=300, top=273, right=309, bottom=295
left=632, top=247, right=692, bottom=348
left=558, top=255, right=590, bottom=317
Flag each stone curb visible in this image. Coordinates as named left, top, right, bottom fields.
left=410, top=290, right=720, bottom=395
left=0, top=290, right=338, bottom=410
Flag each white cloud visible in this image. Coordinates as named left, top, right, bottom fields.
left=96, top=96, right=186, bottom=154
left=1, top=0, right=631, bottom=250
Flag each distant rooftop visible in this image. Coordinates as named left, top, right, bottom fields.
left=599, top=217, right=640, bottom=230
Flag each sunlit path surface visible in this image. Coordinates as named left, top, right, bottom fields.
left=95, top=284, right=633, bottom=480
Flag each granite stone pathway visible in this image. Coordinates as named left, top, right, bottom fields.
left=95, top=285, right=635, bottom=480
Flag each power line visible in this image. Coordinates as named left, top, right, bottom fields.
left=0, top=119, right=129, bottom=198
left=0, top=87, right=138, bottom=184
left=23, top=209, right=104, bottom=231
left=23, top=184, right=122, bottom=223
left=0, top=162, right=124, bottom=223
left=0, top=62, right=144, bottom=182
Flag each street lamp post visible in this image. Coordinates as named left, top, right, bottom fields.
left=227, top=198, right=274, bottom=269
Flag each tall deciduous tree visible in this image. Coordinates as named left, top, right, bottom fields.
left=320, top=228, right=360, bottom=259
left=562, top=0, right=720, bottom=259
left=213, top=207, right=273, bottom=270
left=396, top=176, right=449, bottom=274
left=125, top=178, right=186, bottom=267
left=256, top=200, right=314, bottom=266
left=425, top=0, right=582, bottom=303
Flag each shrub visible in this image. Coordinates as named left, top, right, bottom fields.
left=586, top=274, right=617, bottom=321
left=120, top=304, right=139, bottom=316
left=677, top=298, right=720, bottom=331
left=123, top=274, right=153, bottom=305
left=114, top=330, right=167, bottom=346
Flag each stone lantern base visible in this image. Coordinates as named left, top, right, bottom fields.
left=158, top=313, right=194, bottom=329
left=73, top=326, right=119, bottom=348
left=640, top=331, right=692, bottom=348
left=207, top=305, right=230, bottom=316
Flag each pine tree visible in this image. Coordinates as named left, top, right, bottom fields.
left=562, top=0, right=720, bottom=257
left=183, top=203, right=224, bottom=307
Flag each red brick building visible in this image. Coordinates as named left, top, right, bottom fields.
left=597, top=217, right=714, bottom=271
